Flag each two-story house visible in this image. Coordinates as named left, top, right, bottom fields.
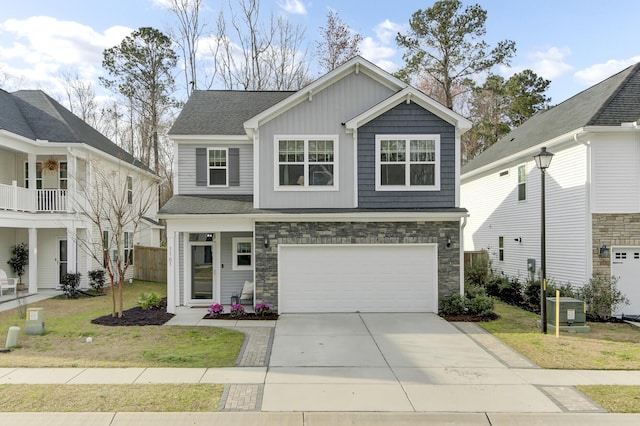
left=461, top=63, right=640, bottom=317
left=160, top=57, right=471, bottom=314
left=0, top=89, right=162, bottom=293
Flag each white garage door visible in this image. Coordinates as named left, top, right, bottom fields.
left=278, top=244, right=437, bottom=313
left=612, top=247, right=640, bottom=317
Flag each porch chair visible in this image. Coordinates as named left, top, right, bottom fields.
left=0, top=269, right=18, bottom=296
left=240, top=281, right=254, bottom=305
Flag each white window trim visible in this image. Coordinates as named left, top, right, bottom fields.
left=273, top=135, right=339, bottom=192
left=207, top=147, right=229, bottom=187
left=126, top=175, right=133, bottom=204
left=24, top=161, right=43, bottom=189
left=232, top=237, right=253, bottom=271
left=375, top=134, right=440, bottom=191
left=517, top=164, right=526, bottom=202
left=124, top=231, right=134, bottom=266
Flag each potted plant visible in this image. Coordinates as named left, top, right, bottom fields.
left=7, top=243, right=28, bottom=291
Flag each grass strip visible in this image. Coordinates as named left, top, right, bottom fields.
left=578, top=385, right=640, bottom=413
left=0, top=384, right=224, bottom=412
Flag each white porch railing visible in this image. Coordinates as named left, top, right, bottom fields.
left=0, top=181, right=68, bottom=212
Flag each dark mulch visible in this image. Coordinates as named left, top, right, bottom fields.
left=439, top=313, right=500, bottom=322
left=91, top=298, right=175, bottom=326
left=203, top=313, right=279, bottom=321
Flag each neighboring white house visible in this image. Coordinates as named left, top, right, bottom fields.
left=0, top=89, right=162, bottom=292
left=461, top=63, right=640, bottom=317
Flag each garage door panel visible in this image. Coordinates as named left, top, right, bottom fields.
left=279, top=245, right=437, bottom=313
left=612, top=248, right=640, bottom=317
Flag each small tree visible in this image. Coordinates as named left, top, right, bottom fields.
left=7, top=243, right=28, bottom=286
left=579, top=275, right=629, bottom=320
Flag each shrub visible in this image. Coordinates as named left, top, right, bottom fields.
left=485, top=276, right=505, bottom=298
left=88, top=269, right=106, bottom=293
left=578, top=275, right=629, bottom=320
left=466, top=294, right=495, bottom=316
left=497, top=278, right=524, bottom=306
left=439, top=293, right=465, bottom=315
left=137, top=292, right=162, bottom=310
left=254, top=302, right=272, bottom=316
left=61, top=272, right=81, bottom=298
left=465, top=254, right=489, bottom=287
left=208, top=303, right=224, bottom=317
left=230, top=303, right=246, bottom=318
left=465, top=283, right=486, bottom=299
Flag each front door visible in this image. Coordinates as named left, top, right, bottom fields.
left=191, top=245, right=215, bottom=300
left=58, top=239, right=67, bottom=285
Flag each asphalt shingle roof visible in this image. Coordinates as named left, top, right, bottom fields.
left=168, top=90, right=295, bottom=136
left=1, top=89, right=151, bottom=172
left=462, top=62, right=640, bottom=174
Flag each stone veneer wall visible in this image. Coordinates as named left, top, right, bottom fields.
left=254, top=221, right=460, bottom=312
left=592, top=213, right=640, bottom=277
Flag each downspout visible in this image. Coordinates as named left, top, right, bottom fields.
left=575, top=132, right=592, bottom=282
left=460, top=215, right=468, bottom=296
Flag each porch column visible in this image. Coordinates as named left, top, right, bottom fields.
left=66, top=226, right=77, bottom=275
left=28, top=154, right=36, bottom=211
left=66, top=153, right=76, bottom=213
left=28, top=228, right=38, bottom=294
left=166, top=229, right=176, bottom=314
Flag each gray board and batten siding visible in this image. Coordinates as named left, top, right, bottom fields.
left=258, top=71, right=396, bottom=209
left=358, top=101, right=457, bottom=208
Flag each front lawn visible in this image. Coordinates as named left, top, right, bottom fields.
left=0, top=281, right=244, bottom=368
left=479, top=300, right=640, bottom=370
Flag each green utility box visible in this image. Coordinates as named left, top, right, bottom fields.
left=546, top=297, right=590, bottom=332
left=25, top=307, right=45, bottom=335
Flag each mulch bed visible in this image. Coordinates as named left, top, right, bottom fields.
left=203, top=313, right=279, bottom=321
left=91, top=298, right=175, bottom=326
left=439, top=313, right=500, bottom=322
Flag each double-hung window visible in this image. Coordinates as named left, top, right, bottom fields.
left=126, top=176, right=133, bottom=204
left=24, top=162, right=43, bottom=189
left=376, top=135, right=440, bottom=190
left=208, top=148, right=228, bottom=186
left=517, top=165, right=526, bottom=201
left=124, top=231, right=134, bottom=266
left=276, top=136, right=337, bottom=189
left=232, top=237, right=253, bottom=270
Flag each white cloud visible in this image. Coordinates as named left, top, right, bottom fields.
left=0, top=16, right=132, bottom=93
left=279, top=0, right=306, bottom=15
left=574, top=57, right=640, bottom=85
left=527, top=47, right=574, bottom=80
left=359, top=19, right=405, bottom=73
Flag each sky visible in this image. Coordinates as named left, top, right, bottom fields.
left=1, top=0, right=640, bottom=108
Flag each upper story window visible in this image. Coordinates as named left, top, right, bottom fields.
left=275, top=136, right=337, bottom=190
left=208, top=148, right=228, bottom=186
left=375, top=135, right=440, bottom=191
left=498, top=236, right=504, bottom=261
left=517, top=165, right=526, bottom=201
left=24, top=162, right=43, bottom=189
left=126, top=176, right=133, bottom=204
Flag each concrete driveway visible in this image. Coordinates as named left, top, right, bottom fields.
left=263, top=313, right=561, bottom=412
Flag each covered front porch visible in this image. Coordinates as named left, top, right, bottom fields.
left=166, top=218, right=255, bottom=314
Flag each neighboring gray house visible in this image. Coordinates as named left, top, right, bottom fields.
left=461, top=63, right=640, bottom=317
left=160, top=57, right=471, bottom=314
left=0, top=89, right=162, bottom=292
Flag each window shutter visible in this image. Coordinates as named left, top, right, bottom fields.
left=229, top=148, right=240, bottom=186
left=196, top=148, right=207, bottom=186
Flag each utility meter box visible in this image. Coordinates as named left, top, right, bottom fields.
left=546, top=297, right=590, bottom=332
left=25, top=307, right=45, bottom=335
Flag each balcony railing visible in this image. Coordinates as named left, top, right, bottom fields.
left=0, top=182, right=68, bottom=213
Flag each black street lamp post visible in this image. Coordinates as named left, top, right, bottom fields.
left=534, top=147, right=554, bottom=334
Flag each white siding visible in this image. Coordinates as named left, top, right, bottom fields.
left=178, top=143, right=253, bottom=195
left=37, top=228, right=66, bottom=288
left=0, top=146, right=17, bottom=185
left=592, top=133, right=640, bottom=213
left=258, top=71, right=395, bottom=208
left=462, top=144, right=589, bottom=286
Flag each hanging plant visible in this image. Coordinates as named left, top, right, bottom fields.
left=40, top=157, right=59, bottom=174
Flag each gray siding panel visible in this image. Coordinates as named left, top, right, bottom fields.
left=229, top=148, right=240, bottom=186
left=358, top=101, right=456, bottom=208
left=178, top=143, right=253, bottom=194
left=220, top=232, right=254, bottom=304
left=259, top=72, right=396, bottom=208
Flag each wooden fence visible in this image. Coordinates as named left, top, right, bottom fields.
left=464, top=250, right=488, bottom=269
left=134, top=246, right=167, bottom=283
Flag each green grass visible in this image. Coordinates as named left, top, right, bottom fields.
left=0, top=281, right=245, bottom=368
left=0, top=384, right=224, bottom=412
left=578, top=386, right=640, bottom=413
left=478, top=301, right=640, bottom=369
